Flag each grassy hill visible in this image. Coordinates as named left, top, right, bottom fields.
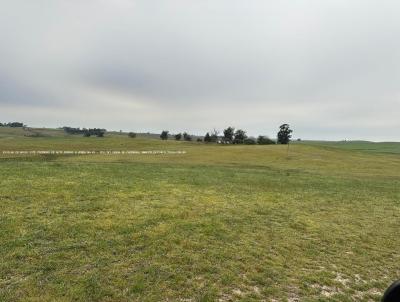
left=1, top=127, right=399, bottom=301
left=296, top=140, right=400, bottom=154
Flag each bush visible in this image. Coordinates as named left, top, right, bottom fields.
left=257, top=136, right=275, bottom=145
left=175, top=133, right=182, bottom=140
left=183, top=132, right=192, bottom=141
left=244, top=138, right=256, bottom=145
left=197, top=138, right=202, bottom=142
left=63, top=126, right=82, bottom=134
left=128, top=132, right=137, bottom=138
left=64, top=127, right=106, bottom=137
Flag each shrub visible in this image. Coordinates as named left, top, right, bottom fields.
left=183, top=132, right=192, bottom=141
left=64, top=127, right=106, bottom=137
left=128, top=132, right=137, bottom=138
left=244, top=138, right=256, bottom=145
left=257, top=136, right=275, bottom=145
left=175, top=133, right=182, bottom=140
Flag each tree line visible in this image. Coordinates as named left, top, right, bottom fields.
left=63, top=127, right=106, bottom=137
left=160, top=124, right=293, bottom=145
left=1, top=121, right=293, bottom=144
left=0, top=122, right=24, bottom=127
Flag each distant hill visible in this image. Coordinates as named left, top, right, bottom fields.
left=295, top=140, right=400, bottom=154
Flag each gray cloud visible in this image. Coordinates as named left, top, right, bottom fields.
left=0, top=0, right=399, bottom=140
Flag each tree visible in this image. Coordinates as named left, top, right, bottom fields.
left=175, top=133, right=182, bottom=140
left=196, top=138, right=202, bottom=142
left=183, top=132, right=192, bottom=141
left=223, top=127, right=235, bottom=143
left=233, top=129, right=247, bottom=144
left=277, top=124, right=293, bottom=144
left=204, top=132, right=212, bottom=143
left=160, top=130, right=169, bottom=140
left=210, top=129, right=219, bottom=142
left=257, top=136, right=275, bottom=145
left=128, top=132, right=137, bottom=138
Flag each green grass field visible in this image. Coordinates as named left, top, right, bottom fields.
left=296, top=140, right=400, bottom=155
left=1, top=128, right=399, bottom=301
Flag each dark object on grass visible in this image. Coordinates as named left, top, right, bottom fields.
left=382, top=280, right=400, bottom=302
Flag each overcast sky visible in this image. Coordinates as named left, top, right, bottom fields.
left=1, top=0, right=399, bottom=141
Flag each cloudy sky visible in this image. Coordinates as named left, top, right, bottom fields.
left=1, top=0, right=399, bottom=141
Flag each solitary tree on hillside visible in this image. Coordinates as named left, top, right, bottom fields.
left=223, top=127, right=235, bottom=143
left=160, top=130, right=169, bottom=140
left=277, top=124, right=293, bottom=144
